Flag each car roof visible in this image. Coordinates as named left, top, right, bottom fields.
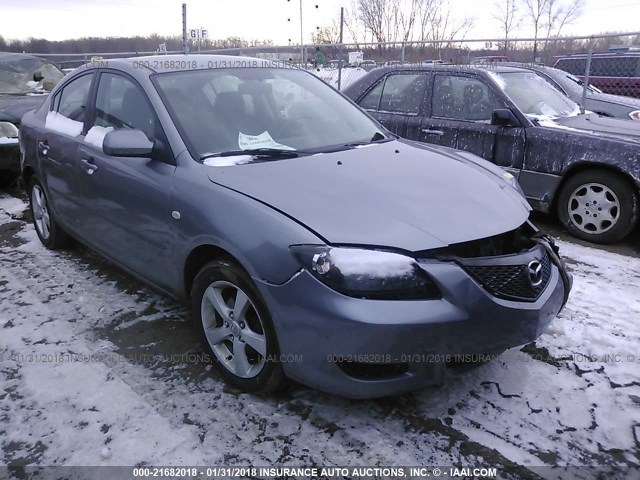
left=372, top=64, right=529, bottom=74
left=90, top=54, right=299, bottom=74
left=0, top=51, right=49, bottom=63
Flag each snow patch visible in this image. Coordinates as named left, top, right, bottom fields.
left=328, top=248, right=416, bottom=277
left=45, top=111, right=83, bottom=137
left=84, top=125, right=113, bottom=149
left=203, top=155, right=254, bottom=167
left=0, top=136, right=19, bottom=145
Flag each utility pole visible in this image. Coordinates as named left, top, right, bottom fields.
left=182, top=3, right=188, bottom=55
left=299, top=0, right=304, bottom=66
left=337, top=7, right=344, bottom=90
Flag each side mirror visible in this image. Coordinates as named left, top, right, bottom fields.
left=491, top=109, right=520, bottom=127
left=103, top=129, right=154, bottom=157
left=33, top=71, right=44, bottom=82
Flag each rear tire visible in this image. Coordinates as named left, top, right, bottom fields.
left=28, top=177, right=70, bottom=249
left=191, top=259, right=287, bottom=394
left=557, top=169, right=638, bottom=244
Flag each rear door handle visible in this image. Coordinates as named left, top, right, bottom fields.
left=38, top=141, right=49, bottom=156
left=421, top=128, right=444, bottom=136
left=80, top=158, right=98, bottom=175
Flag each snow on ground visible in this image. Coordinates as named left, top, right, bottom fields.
left=1, top=190, right=639, bottom=478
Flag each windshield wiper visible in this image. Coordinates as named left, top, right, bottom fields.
left=343, top=132, right=394, bottom=148
left=201, top=148, right=300, bottom=160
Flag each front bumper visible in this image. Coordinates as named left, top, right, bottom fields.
left=255, top=244, right=570, bottom=399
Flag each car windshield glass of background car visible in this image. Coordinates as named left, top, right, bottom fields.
left=494, top=71, right=581, bottom=120
left=153, top=67, right=385, bottom=159
left=0, top=55, right=65, bottom=94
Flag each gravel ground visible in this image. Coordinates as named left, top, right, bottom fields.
left=1, top=188, right=639, bottom=480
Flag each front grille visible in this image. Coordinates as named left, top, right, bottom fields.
left=462, top=252, right=552, bottom=302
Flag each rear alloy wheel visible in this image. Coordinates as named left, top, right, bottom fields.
left=191, top=260, right=286, bottom=393
left=29, top=178, right=70, bottom=249
left=557, top=170, right=638, bottom=244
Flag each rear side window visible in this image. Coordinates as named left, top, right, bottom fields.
left=378, top=74, right=427, bottom=114
left=590, top=57, right=639, bottom=78
left=359, top=80, right=384, bottom=110
left=359, top=73, right=427, bottom=114
left=56, top=74, right=93, bottom=122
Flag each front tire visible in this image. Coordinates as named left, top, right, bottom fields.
left=557, top=169, right=638, bottom=244
left=28, top=177, right=70, bottom=249
left=191, top=259, right=286, bottom=393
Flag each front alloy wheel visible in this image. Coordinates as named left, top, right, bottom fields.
left=201, top=281, right=267, bottom=379
left=557, top=169, right=638, bottom=244
left=191, top=259, right=286, bottom=393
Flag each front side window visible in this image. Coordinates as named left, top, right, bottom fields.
left=359, top=80, right=384, bottom=110
left=432, top=75, right=502, bottom=122
left=56, top=74, right=93, bottom=122
left=153, top=68, right=386, bottom=159
left=94, top=73, right=156, bottom=138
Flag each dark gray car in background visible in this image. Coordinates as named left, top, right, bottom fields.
left=505, top=63, right=640, bottom=121
left=0, top=52, right=65, bottom=183
left=344, top=65, right=640, bottom=244
left=19, top=55, right=571, bottom=398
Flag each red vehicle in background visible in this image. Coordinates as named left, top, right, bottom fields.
left=553, top=52, right=640, bottom=98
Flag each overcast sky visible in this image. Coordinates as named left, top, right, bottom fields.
left=1, top=0, right=639, bottom=45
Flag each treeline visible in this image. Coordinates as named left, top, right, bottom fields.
left=0, top=34, right=274, bottom=55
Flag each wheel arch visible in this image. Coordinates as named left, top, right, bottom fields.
left=183, top=244, right=247, bottom=300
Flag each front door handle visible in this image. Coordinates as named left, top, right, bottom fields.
left=80, top=158, right=98, bottom=175
left=38, top=141, right=49, bottom=156
left=421, top=128, right=444, bottom=136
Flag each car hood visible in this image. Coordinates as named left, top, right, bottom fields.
left=589, top=92, right=640, bottom=110
left=540, top=113, right=640, bottom=143
left=206, top=140, right=531, bottom=251
left=0, top=94, right=47, bottom=124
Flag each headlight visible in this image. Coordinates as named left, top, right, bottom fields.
left=501, top=170, right=525, bottom=196
left=0, top=121, right=19, bottom=138
left=628, top=110, right=640, bottom=121
left=290, top=245, right=440, bottom=300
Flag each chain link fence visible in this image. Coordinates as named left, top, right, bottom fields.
left=28, top=31, right=640, bottom=98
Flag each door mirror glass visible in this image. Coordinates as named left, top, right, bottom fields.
left=103, top=129, right=154, bottom=157
left=491, top=109, right=519, bottom=127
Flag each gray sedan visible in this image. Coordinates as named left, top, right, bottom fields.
left=19, top=55, right=571, bottom=398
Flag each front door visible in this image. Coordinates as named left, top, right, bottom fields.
left=422, top=73, right=526, bottom=169
left=76, top=71, right=176, bottom=290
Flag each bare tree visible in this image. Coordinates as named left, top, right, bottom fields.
left=524, top=0, right=549, bottom=61
left=493, top=0, right=520, bottom=52
left=311, top=20, right=341, bottom=44
left=545, top=0, right=584, bottom=38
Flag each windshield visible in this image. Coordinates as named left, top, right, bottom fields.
left=153, top=67, right=387, bottom=159
left=556, top=71, right=602, bottom=95
left=493, top=71, right=581, bottom=120
left=0, top=56, right=65, bottom=94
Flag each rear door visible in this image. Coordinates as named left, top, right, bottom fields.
left=421, top=73, right=526, bottom=169
left=76, top=70, right=177, bottom=290
left=38, top=72, right=95, bottom=229
left=357, top=72, right=428, bottom=137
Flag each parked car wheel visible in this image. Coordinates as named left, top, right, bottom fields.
left=557, top=170, right=639, bottom=244
left=28, top=178, right=70, bottom=249
left=191, top=259, right=286, bottom=393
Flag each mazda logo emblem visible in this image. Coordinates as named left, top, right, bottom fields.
left=527, top=260, right=543, bottom=286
